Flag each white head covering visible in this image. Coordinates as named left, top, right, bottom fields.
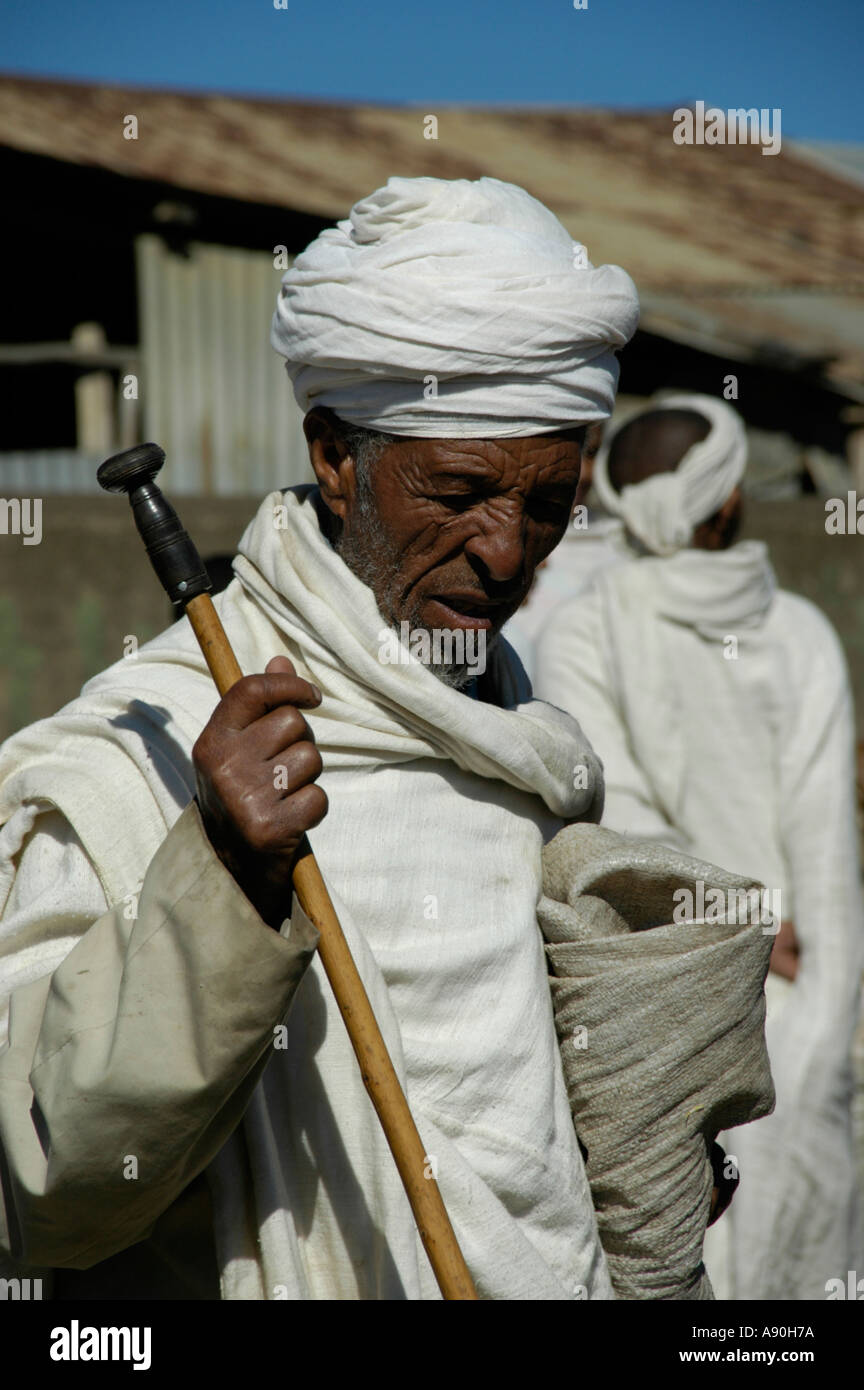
left=592, top=393, right=748, bottom=555
left=271, top=176, right=639, bottom=437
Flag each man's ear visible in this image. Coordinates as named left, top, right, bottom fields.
left=693, top=487, right=743, bottom=551
left=713, top=487, right=743, bottom=549
left=303, top=408, right=355, bottom=521
left=574, top=423, right=604, bottom=506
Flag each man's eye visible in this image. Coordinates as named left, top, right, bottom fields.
left=529, top=499, right=571, bottom=524
left=433, top=494, right=480, bottom=512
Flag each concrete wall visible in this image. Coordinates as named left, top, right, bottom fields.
left=0, top=494, right=861, bottom=745
left=0, top=493, right=263, bottom=739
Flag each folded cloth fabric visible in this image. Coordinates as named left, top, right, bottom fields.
left=538, top=822, right=775, bottom=1300
left=592, top=392, right=748, bottom=556
left=271, top=175, right=640, bottom=436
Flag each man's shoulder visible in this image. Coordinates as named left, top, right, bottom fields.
left=768, top=589, right=850, bottom=685
left=770, top=588, right=844, bottom=649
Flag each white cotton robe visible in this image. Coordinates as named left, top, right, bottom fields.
left=0, top=485, right=612, bottom=1302
left=504, top=509, right=626, bottom=683
left=534, top=541, right=864, bottom=1300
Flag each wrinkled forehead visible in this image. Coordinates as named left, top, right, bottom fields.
left=378, top=427, right=588, bottom=486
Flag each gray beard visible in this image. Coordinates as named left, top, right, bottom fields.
left=334, top=478, right=495, bottom=690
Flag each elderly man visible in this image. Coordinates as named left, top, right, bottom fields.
left=0, top=176, right=643, bottom=1300
left=535, top=394, right=864, bottom=1300
left=0, top=182, right=774, bottom=1303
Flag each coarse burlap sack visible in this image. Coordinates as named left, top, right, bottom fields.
left=539, top=822, right=775, bottom=1300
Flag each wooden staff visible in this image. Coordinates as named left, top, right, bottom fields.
left=98, top=442, right=478, bottom=1302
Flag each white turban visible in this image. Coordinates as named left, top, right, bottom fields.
left=592, top=393, right=748, bottom=555
left=270, top=176, right=639, bottom=437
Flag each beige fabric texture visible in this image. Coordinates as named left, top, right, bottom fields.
left=0, top=800, right=319, bottom=1270
left=539, top=821, right=775, bottom=1300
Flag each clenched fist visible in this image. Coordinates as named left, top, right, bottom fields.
left=193, top=655, right=328, bottom=928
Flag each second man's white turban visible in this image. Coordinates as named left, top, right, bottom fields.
left=271, top=176, right=640, bottom=437
left=592, top=393, right=748, bottom=555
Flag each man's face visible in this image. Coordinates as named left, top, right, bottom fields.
left=334, top=432, right=584, bottom=637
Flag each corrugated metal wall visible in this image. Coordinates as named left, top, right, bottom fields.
left=136, top=235, right=311, bottom=495
left=0, top=239, right=313, bottom=498
left=0, top=450, right=104, bottom=494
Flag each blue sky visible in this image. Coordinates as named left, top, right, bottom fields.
left=2, top=0, right=861, bottom=141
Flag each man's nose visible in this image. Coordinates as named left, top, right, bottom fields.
left=463, top=510, right=527, bottom=585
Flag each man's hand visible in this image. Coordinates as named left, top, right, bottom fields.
left=192, top=656, right=328, bottom=928
left=769, top=919, right=800, bottom=982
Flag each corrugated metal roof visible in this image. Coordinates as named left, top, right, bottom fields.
left=792, top=140, right=864, bottom=191
left=2, top=74, right=864, bottom=395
